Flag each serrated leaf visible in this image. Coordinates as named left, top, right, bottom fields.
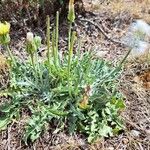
left=0, top=103, right=14, bottom=113
left=0, top=117, right=11, bottom=130
left=98, top=124, right=113, bottom=137
left=30, top=131, right=41, bottom=142
left=47, top=108, right=68, bottom=116
left=105, top=107, right=111, bottom=115
left=116, top=99, right=125, bottom=109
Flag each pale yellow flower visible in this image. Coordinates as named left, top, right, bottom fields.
left=0, top=22, right=10, bottom=35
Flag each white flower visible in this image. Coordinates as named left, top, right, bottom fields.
left=26, top=32, right=34, bottom=42
left=122, top=20, right=150, bottom=47
left=130, top=20, right=150, bottom=37
left=131, top=40, right=150, bottom=58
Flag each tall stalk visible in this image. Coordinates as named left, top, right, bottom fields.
left=30, top=53, right=36, bottom=73
left=52, top=28, right=57, bottom=66
left=68, top=31, right=76, bottom=77
left=67, top=20, right=73, bottom=77
left=67, top=0, right=75, bottom=96
left=35, top=52, right=43, bottom=85
left=46, top=15, right=51, bottom=66
left=55, top=11, right=59, bottom=66
left=5, top=45, right=16, bottom=66
left=101, top=48, right=132, bottom=82
left=68, top=23, right=72, bottom=56
left=67, top=22, right=72, bottom=97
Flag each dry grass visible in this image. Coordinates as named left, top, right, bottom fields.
left=0, top=54, right=9, bottom=90
left=86, top=0, right=150, bottom=22
left=0, top=54, right=9, bottom=72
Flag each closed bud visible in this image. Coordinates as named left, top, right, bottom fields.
left=68, top=0, right=75, bottom=23
left=34, top=36, right=41, bottom=48
left=26, top=32, right=34, bottom=42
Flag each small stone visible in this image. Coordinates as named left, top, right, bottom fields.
left=122, top=138, right=129, bottom=144
left=95, top=51, right=108, bottom=58
left=146, top=129, right=150, bottom=137
left=131, top=130, right=140, bottom=137
left=107, top=147, right=114, bottom=150
left=92, top=0, right=100, bottom=6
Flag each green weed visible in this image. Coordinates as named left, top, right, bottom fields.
left=0, top=1, right=127, bottom=144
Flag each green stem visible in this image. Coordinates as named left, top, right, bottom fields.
left=36, top=53, right=43, bottom=85
left=67, top=31, right=76, bottom=97
left=52, top=28, right=56, bottom=66
left=30, top=54, right=36, bottom=72
left=5, top=45, right=16, bottom=66
left=77, top=38, right=81, bottom=63
left=101, top=48, right=132, bottom=82
left=46, top=15, right=51, bottom=66
left=68, top=31, right=76, bottom=77
left=67, top=22, right=72, bottom=96
left=118, top=48, right=132, bottom=68
left=68, top=22, right=72, bottom=54
left=55, top=11, right=59, bottom=66
left=68, top=22, right=72, bottom=77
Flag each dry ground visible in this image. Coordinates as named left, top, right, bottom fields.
left=0, top=0, right=150, bottom=149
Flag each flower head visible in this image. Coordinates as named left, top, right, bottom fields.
left=0, top=22, right=10, bottom=35
left=68, top=0, right=75, bottom=23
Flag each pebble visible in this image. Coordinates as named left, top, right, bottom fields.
left=107, top=147, right=114, bottom=150
left=122, top=138, right=129, bottom=144
left=146, top=129, right=150, bottom=138
left=131, top=130, right=140, bottom=137
left=95, top=50, right=108, bottom=58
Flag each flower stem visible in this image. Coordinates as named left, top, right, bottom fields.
left=55, top=11, right=59, bottom=66
left=101, top=48, right=132, bottom=82
left=46, top=15, right=51, bottom=66
left=68, top=22, right=72, bottom=77
left=30, top=54, right=36, bottom=72
left=5, top=45, right=16, bottom=66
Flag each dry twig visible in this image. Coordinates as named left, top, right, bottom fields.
left=80, top=18, right=124, bottom=45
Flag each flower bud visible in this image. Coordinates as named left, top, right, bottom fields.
left=34, top=36, right=41, bottom=48
left=68, top=0, right=75, bottom=23
left=26, top=32, right=34, bottom=42
left=26, top=33, right=42, bottom=55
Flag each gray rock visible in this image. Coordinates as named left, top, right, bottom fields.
left=131, top=130, right=140, bottom=137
